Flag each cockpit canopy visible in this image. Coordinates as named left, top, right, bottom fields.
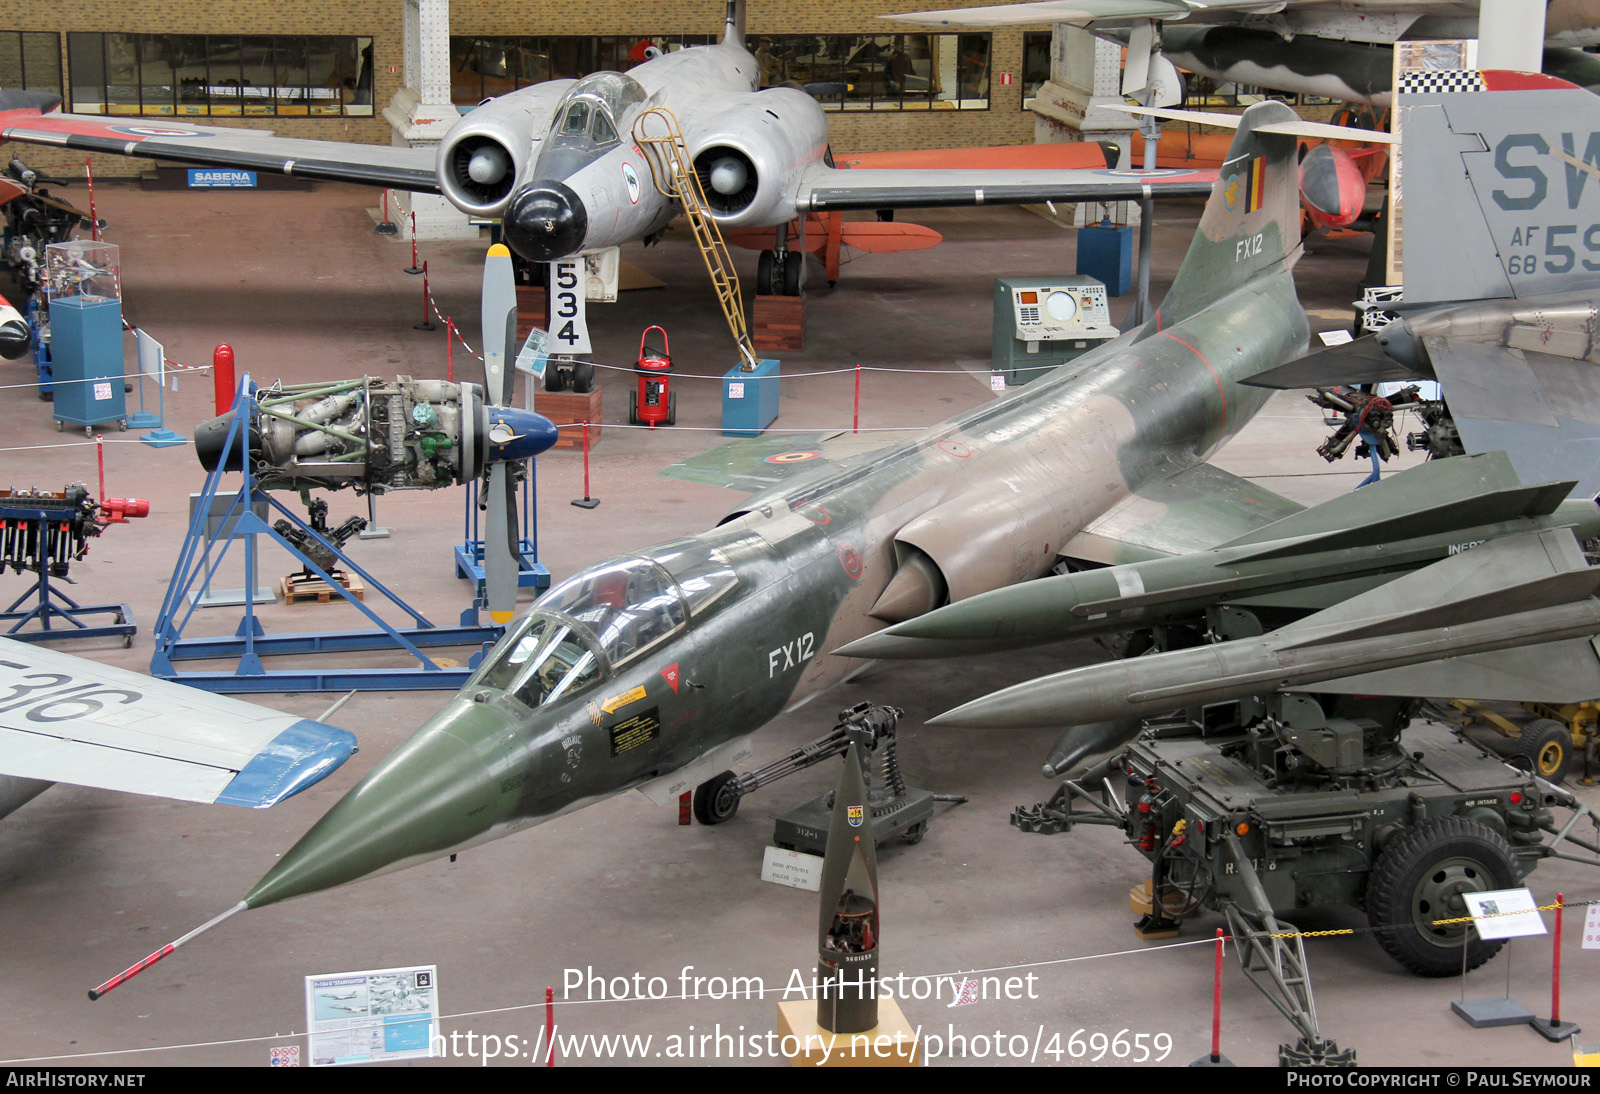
left=549, top=71, right=647, bottom=147
left=468, top=547, right=742, bottom=710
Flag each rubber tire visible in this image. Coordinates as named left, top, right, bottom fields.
left=1515, top=719, right=1573, bottom=783
left=628, top=390, right=638, bottom=425
left=545, top=365, right=569, bottom=393
left=1365, top=815, right=1522, bottom=977
left=756, top=250, right=775, bottom=295
left=665, top=391, right=676, bottom=426
left=693, top=770, right=741, bottom=825
left=901, top=821, right=927, bottom=845
left=570, top=360, right=595, bottom=393
left=781, top=251, right=802, bottom=296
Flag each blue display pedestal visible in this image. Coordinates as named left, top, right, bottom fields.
left=50, top=295, right=127, bottom=433
left=1076, top=223, right=1134, bottom=296
left=721, top=358, right=781, bottom=437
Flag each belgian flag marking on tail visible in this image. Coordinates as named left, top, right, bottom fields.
left=1223, top=155, right=1265, bottom=213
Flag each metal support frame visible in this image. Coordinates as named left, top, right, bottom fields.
left=0, top=567, right=133, bottom=646
left=150, top=374, right=504, bottom=692
left=1220, top=834, right=1355, bottom=1067
left=0, top=494, right=135, bottom=644
left=455, top=468, right=548, bottom=626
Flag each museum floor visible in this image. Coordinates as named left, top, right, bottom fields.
left=1, top=181, right=1592, bottom=1068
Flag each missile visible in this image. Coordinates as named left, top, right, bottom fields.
left=815, top=735, right=881, bottom=1036
left=930, top=528, right=1600, bottom=731
left=838, top=453, right=1600, bottom=662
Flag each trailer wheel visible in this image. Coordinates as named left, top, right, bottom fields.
left=693, top=770, right=741, bottom=825
left=1366, top=815, right=1522, bottom=977
left=1515, top=719, right=1573, bottom=783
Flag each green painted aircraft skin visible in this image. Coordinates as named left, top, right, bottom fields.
left=244, top=100, right=1309, bottom=910
left=837, top=453, right=1600, bottom=661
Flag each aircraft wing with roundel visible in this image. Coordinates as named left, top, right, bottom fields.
left=0, top=636, right=357, bottom=809
left=0, top=107, right=439, bottom=191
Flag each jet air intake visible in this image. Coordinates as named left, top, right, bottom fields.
left=446, top=136, right=518, bottom=210
left=694, top=147, right=758, bottom=214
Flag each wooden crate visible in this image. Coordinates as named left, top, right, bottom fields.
left=516, top=285, right=548, bottom=340
left=536, top=388, right=603, bottom=450
left=752, top=294, right=805, bottom=351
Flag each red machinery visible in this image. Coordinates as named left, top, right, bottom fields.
left=629, top=325, right=675, bottom=428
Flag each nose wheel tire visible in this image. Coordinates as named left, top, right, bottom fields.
left=693, top=770, right=741, bottom=825
left=1365, top=815, right=1523, bottom=977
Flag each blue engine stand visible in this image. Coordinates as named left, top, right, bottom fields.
left=455, top=471, right=549, bottom=625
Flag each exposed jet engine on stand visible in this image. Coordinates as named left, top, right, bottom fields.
left=193, top=376, right=554, bottom=496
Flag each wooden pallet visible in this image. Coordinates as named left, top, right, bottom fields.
left=752, top=294, right=804, bottom=351
left=281, top=571, right=365, bottom=604
left=535, top=388, right=603, bottom=449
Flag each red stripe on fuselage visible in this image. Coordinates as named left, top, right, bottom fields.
left=1159, top=331, right=1226, bottom=433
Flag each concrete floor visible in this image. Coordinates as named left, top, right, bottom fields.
left=1, top=182, right=1593, bottom=1069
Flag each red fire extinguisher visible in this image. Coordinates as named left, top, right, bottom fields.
left=630, top=325, right=675, bottom=428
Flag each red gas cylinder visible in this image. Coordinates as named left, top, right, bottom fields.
left=630, top=325, right=676, bottom=429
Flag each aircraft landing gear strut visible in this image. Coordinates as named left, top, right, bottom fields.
left=690, top=703, right=966, bottom=850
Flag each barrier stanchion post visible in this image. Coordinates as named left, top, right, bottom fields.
left=1192, top=929, right=1234, bottom=1066
left=375, top=189, right=397, bottom=236
left=405, top=213, right=423, bottom=274
left=853, top=362, right=861, bottom=433
left=572, top=421, right=600, bottom=509
left=446, top=318, right=455, bottom=382
left=414, top=261, right=436, bottom=331
left=213, top=343, right=236, bottom=414
left=1532, top=892, right=1580, bottom=1042
left=84, top=159, right=100, bottom=242
left=546, top=986, right=556, bottom=1066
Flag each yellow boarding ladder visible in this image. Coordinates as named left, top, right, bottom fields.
left=632, top=106, right=760, bottom=372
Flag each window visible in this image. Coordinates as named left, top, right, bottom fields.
left=447, top=33, right=992, bottom=112
left=753, top=33, right=990, bottom=111
left=66, top=33, right=374, bottom=117
left=0, top=31, right=62, bottom=100
left=1021, top=32, right=1051, bottom=105
left=449, top=35, right=715, bottom=107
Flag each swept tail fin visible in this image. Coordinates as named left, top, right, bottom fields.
left=1149, top=99, right=1303, bottom=328
left=1398, top=70, right=1600, bottom=305
left=723, top=0, right=746, bottom=45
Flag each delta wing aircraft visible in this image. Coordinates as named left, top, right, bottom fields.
left=0, top=1, right=1213, bottom=302
left=90, top=95, right=1350, bottom=996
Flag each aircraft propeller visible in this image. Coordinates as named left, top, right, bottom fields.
left=480, top=243, right=526, bottom=625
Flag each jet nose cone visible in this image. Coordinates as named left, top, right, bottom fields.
left=487, top=406, right=560, bottom=462
left=244, top=706, right=512, bottom=908
left=503, top=181, right=589, bottom=263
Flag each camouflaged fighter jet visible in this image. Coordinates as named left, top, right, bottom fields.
left=89, top=96, right=1340, bottom=997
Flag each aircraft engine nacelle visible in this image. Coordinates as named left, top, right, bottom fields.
left=875, top=491, right=1069, bottom=621
left=686, top=87, right=828, bottom=229
left=195, top=377, right=502, bottom=495
left=436, top=81, right=576, bottom=217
